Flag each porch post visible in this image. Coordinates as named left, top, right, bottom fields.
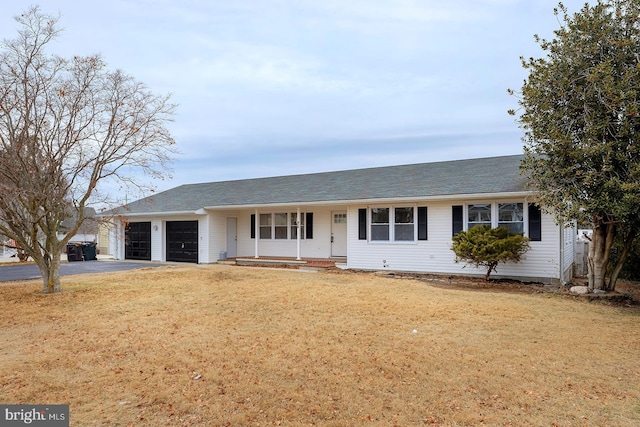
left=296, top=207, right=301, bottom=260
left=117, top=219, right=125, bottom=260
left=254, top=208, right=259, bottom=259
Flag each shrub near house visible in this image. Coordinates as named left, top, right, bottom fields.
left=451, top=225, right=530, bottom=281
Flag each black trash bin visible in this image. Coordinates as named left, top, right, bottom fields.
left=81, top=242, right=97, bottom=261
left=66, top=243, right=84, bottom=262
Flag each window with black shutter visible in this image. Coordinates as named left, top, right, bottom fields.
left=418, top=207, right=428, bottom=240
left=452, top=205, right=463, bottom=236
left=306, top=212, right=313, bottom=239
left=250, top=214, right=255, bottom=239
left=528, top=203, right=542, bottom=241
left=358, top=208, right=367, bottom=240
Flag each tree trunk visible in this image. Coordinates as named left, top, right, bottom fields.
left=608, top=231, right=636, bottom=291
left=39, top=253, right=62, bottom=294
left=17, top=248, right=29, bottom=262
left=485, top=261, right=498, bottom=281
left=587, top=219, right=616, bottom=291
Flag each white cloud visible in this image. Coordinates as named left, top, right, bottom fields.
left=0, top=0, right=588, bottom=196
left=179, top=41, right=359, bottom=93
left=309, top=0, right=491, bottom=26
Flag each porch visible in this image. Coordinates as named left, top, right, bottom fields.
left=221, top=257, right=347, bottom=269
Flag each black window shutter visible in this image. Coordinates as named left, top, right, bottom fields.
left=250, top=214, right=255, bottom=239
left=305, top=212, right=313, bottom=239
left=418, top=207, right=428, bottom=240
left=358, top=208, right=367, bottom=240
left=452, top=205, right=463, bottom=236
left=528, top=203, right=542, bottom=241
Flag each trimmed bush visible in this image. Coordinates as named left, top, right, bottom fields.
left=451, top=226, right=530, bottom=281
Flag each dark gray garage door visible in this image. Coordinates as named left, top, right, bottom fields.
left=166, top=220, right=198, bottom=263
left=125, top=222, right=151, bottom=260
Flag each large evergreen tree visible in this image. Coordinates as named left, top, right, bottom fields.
left=511, top=0, right=640, bottom=291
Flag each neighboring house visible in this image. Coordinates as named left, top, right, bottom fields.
left=102, top=155, right=576, bottom=284
left=57, top=207, right=99, bottom=244
left=0, top=237, right=17, bottom=258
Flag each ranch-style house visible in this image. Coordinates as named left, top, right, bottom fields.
left=102, top=154, right=576, bottom=284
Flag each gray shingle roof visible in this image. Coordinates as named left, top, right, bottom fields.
left=113, top=154, right=527, bottom=215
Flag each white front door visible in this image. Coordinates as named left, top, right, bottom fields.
left=331, top=211, right=347, bottom=257
left=226, top=217, right=237, bottom=258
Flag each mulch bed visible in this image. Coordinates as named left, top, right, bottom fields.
left=375, top=271, right=640, bottom=307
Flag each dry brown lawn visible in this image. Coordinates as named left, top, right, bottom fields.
left=0, top=265, right=639, bottom=426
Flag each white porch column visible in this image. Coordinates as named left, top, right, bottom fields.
left=116, top=220, right=125, bottom=260
left=296, top=207, right=301, bottom=260
left=254, top=209, right=259, bottom=259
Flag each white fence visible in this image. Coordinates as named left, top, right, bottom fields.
left=575, top=240, right=589, bottom=277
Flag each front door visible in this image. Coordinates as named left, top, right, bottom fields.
left=331, top=211, right=347, bottom=257
left=226, top=217, right=237, bottom=258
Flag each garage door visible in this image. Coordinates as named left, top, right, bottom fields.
left=125, top=222, right=151, bottom=260
left=166, top=220, right=198, bottom=263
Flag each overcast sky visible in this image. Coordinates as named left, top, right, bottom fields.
left=0, top=0, right=586, bottom=195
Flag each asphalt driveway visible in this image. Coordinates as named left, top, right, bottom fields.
left=0, top=260, right=166, bottom=283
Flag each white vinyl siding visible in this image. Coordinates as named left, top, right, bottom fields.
left=348, top=199, right=562, bottom=283
left=151, top=220, right=163, bottom=262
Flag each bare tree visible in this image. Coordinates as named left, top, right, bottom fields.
left=0, top=7, right=176, bottom=293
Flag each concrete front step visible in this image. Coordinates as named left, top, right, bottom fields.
left=234, top=258, right=307, bottom=267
